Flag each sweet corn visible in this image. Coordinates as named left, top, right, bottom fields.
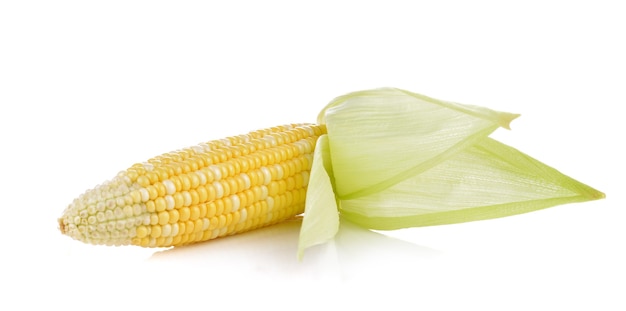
left=58, top=123, right=326, bottom=247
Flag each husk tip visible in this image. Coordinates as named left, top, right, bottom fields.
left=500, top=112, right=521, bottom=130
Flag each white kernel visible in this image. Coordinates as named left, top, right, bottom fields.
left=87, top=205, right=96, bottom=215
left=260, top=185, right=268, bottom=200
left=139, top=188, right=150, bottom=202
left=240, top=173, right=251, bottom=189
left=106, top=199, right=116, bottom=209
left=142, top=215, right=151, bottom=225
left=165, top=195, right=175, bottom=210
left=266, top=197, right=274, bottom=211
left=79, top=210, right=88, bottom=219
left=116, top=220, right=126, bottom=230
left=239, top=209, right=247, bottom=223
left=163, top=180, right=176, bottom=195
left=261, top=167, right=271, bottom=185
left=171, top=223, right=179, bottom=236
left=273, top=164, right=284, bottom=180
left=264, top=135, right=277, bottom=147
left=123, top=206, right=134, bottom=217
left=213, top=181, right=224, bottom=199
left=196, top=171, right=207, bottom=186
left=143, top=162, right=154, bottom=171
left=73, top=216, right=81, bottom=225
left=96, top=201, right=106, bottom=212
left=113, top=207, right=124, bottom=219
left=129, top=227, right=137, bottom=238
left=106, top=222, right=115, bottom=232
left=115, top=196, right=126, bottom=207
left=191, top=145, right=204, bottom=154
left=182, top=191, right=192, bottom=207
left=202, top=218, right=210, bottom=230
left=133, top=204, right=143, bottom=216
left=230, top=194, right=240, bottom=212
left=209, top=165, right=222, bottom=181
left=161, top=224, right=172, bottom=237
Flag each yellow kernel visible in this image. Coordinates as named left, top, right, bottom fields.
left=294, top=173, right=303, bottom=189
left=189, top=190, right=200, bottom=206
left=190, top=206, right=200, bottom=221
left=155, top=182, right=166, bottom=197
left=168, top=209, right=180, bottom=224
left=194, top=219, right=203, bottom=233
left=235, top=193, right=246, bottom=211
left=198, top=203, right=207, bottom=218
left=150, top=225, right=162, bottom=238
left=286, top=177, right=295, bottom=191
left=278, top=180, right=287, bottom=194
left=171, top=176, right=182, bottom=192
left=126, top=170, right=139, bottom=182
left=146, top=172, right=159, bottom=184
left=209, top=217, right=219, bottom=230
left=196, top=187, right=208, bottom=203
left=225, top=213, right=233, bottom=227
left=155, top=197, right=166, bottom=212
left=130, top=190, right=142, bottom=204
left=179, top=207, right=191, bottom=222
left=147, top=185, right=159, bottom=200
left=158, top=211, right=169, bottom=225
left=189, top=173, right=200, bottom=189
left=218, top=215, right=226, bottom=228
left=223, top=197, right=233, bottom=214
left=181, top=174, right=191, bottom=191
left=221, top=180, right=230, bottom=197
left=150, top=214, right=159, bottom=225
left=182, top=191, right=192, bottom=207
left=155, top=237, right=166, bottom=246
left=137, top=175, right=150, bottom=187
left=156, top=168, right=169, bottom=181
left=215, top=199, right=224, bottom=215
left=205, top=184, right=216, bottom=201
left=207, top=202, right=217, bottom=218
left=173, top=192, right=184, bottom=208
left=146, top=201, right=156, bottom=213
left=185, top=221, right=195, bottom=234
left=268, top=181, right=279, bottom=197
left=239, top=158, right=249, bottom=173
left=251, top=187, right=262, bottom=202
left=228, top=178, right=238, bottom=194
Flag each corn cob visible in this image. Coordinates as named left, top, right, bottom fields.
left=58, top=123, right=326, bottom=247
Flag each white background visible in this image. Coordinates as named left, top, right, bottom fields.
left=1, top=1, right=624, bottom=310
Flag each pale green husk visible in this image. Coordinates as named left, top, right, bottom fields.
left=297, top=87, right=604, bottom=257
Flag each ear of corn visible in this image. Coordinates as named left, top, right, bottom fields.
left=58, top=123, right=326, bottom=247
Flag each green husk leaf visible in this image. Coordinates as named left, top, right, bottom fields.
left=339, top=137, right=605, bottom=229
left=297, top=134, right=339, bottom=259
left=319, top=87, right=519, bottom=200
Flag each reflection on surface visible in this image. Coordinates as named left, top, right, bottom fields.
left=149, top=217, right=440, bottom=280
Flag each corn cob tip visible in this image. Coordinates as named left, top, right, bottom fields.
left=58, top=218, right=67, bottom=235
